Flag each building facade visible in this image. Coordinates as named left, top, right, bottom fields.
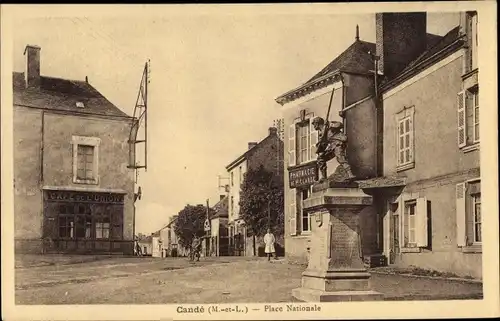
left=360, top=11, right=481, bottom=278
left=163, top=215, right=188, bottom=257
left=275, top=29, right=381, bottom=264
left=14, top=45, right=136, bottom=255
left=226, top=127, right=284, bottom=256
left=276, top=12, right=482, bottom=278
left=209, top=195, right=230, bottom=256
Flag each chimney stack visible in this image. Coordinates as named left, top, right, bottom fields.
left=375, top=13, right=427, bottom=80
left=269, top=127, right=278, bottom=136
left=24, top=45, right=41, bottom=89
left=248, top=142, right=258, bottom=150
left=355, top=25, right=360, bottom=41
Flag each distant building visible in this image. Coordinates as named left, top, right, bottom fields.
left=273, top=118, right=285, bottom=140
left=225, top=127, right=284, bottom=256
left=163, top=215, right=188, bottom=257
left=137, top=235, right=152, bottom=256
left=13, top=45, right=135, bottom=255
left=209, top=195, right=229, bottom=256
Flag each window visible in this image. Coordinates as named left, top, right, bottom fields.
left=72, top=136, right=100, bottom=184
left=230, top=172, right=234, bottom=186
left=297, top=123, right=310, bottom=164
left=230, top=196, right=234, bottom=216
left=301, top=188, right=312, bottom=233
left=473, top=90, right=480, bottom=142
left=239, top=166, right=242, bottom=183
left=458, top=87, right=480, bottom=149
left=401, top=197, right=428, bottom=250
left=288, top=113, right=318, bottom=167
left=58, top=216, right=74, bottom=238
left=404, top=201, right=416, bottom=246
left=77, top=145, right=94, bottom=180
left=396, top=107, right=415, bottom=171
left=472, top=193, right=481, bottom=243
left=456, top=180, right=481, bottom=249
left=96, top=217, right=110, bottom=239
left=471, top=12, right=478, bottom=71
left=398, top=117, right=413, bottom=166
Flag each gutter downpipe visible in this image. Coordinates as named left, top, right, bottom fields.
left=40, top=110, right=45, bottom=254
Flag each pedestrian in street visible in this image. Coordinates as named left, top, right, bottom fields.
left=264, top=228, right=278, bottom=261
left=190, top=235, right=201, bottom=262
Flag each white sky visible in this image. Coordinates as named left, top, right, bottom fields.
left=11, top=9, right=459, bottom=235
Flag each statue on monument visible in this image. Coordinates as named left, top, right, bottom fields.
left=312, top=117, right=355, bottom=182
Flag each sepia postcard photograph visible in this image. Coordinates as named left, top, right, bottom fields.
left=1, top=2, right=498, bottom=320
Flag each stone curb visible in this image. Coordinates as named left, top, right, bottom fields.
left=370, top=270, right=483, bottom=284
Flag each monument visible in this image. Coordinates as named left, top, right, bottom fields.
left=291, top=116, right=383, bottom=302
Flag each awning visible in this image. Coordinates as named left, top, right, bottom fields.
left=356, top=176, right=407, bottom=189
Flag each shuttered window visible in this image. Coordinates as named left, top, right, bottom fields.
left=288, top=124, right=296, bottom=166
left=397, top=115, right=414, bottom=168
left=457, top=91, right=467, bottom=147
left=456, top=180, right=481, bottom=247
left=289, top=194, right=297, bottom=236
left=473, top=90, right=480, bottom=142
left=309, top=117, right=320, bottom=162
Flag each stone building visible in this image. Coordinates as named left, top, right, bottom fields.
left=13, top=45, right=135, bottom=254
left=359, top=12, right=481, bottom=278
left=209, top=195, right=230, bottom=256
left=276, top=12, right=482, bottom=278
left=225, top=127, right=284, bottom=256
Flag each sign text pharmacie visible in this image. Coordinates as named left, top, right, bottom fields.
left=289, top=163, right=318, bottom=189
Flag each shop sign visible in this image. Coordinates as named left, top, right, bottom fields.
left=45, top=190, right=125, bottom=204
left=289, top=163, right=318, bottom=189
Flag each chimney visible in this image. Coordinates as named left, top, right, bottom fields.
left=248, top=142, right=258, bottom=150
left=355, top=25, right=360, bottom=41
left=269, top=127, right=278, bottom=136
left=375, top=13, right=427, bottom=80
left=24, top=45, right=41, bottom=88
left=220, top=195, right=225, bottom=201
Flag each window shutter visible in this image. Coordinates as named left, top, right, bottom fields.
left=457, top=91, right=467, bottom=147
left=289, top=195, right=297, bottom=236
left=289, top=124, right=296, bottom=166
left=465, top=184, right=474, bottom=246
left=309, top=117, right=319, bottom=162
left=456, top=182, right=467, bottom=247
left=403, top=204, right=409, bottom=247
left=408, top=116, right=414, bottom=163
left=415, top=197, right=428, bottom=247
left=397, top=119, right=404, bottom=166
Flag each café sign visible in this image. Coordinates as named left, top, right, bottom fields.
left=289, top=163, right=318, bottom=189
left=45, top=190, right=125, bottom=204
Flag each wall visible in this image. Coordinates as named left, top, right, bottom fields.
left=282, top=76, right=376, bottom=263
left=383, top=53, right=480, bottom=179
left=43, top=112, right=135, bottom=240
left=227, top=160, right=247, bottom=224
left=13, top=106, right=135, bottom=253
left=13, top=107, right=43, bottom=252
left=344, top=97, right=377, bottom=179
left=247, top=135, right=283, bottom=175
left=381, top=51, right=481, bottom=278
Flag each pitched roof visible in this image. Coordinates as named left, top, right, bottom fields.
left=276, top=33, right=445, bottom=105
left=211, top=196, right=228, bottom=218
left=13, top=72, right=131, bottom=118
left=380, top=27, right=463, bottom=92
left=276, top=40, right=376, bottom=105
left=226, top=132, right=275, bottom=170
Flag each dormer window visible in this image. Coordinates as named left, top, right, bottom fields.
left=76, top=102, right=85, bottom=108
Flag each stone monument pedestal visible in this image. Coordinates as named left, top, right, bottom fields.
left=292, top=180, right=383, bottom=302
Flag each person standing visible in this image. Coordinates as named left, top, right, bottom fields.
left=264, top=229, right=278, bottom=261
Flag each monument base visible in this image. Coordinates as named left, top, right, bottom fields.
left=292, top=288, right=383, bottom=302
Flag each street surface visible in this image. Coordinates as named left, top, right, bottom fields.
left=15, top=256, right=483, bottom=304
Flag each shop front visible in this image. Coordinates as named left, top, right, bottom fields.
left=42, top=188, right=131, bottom=254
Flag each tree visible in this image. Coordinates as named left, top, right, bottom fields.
left=173, top=204, right=214, bottom=249
left=239, top=165, right=284, bottom=255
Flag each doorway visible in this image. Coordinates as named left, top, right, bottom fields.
left=388, top=199, right=400, bottom=264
